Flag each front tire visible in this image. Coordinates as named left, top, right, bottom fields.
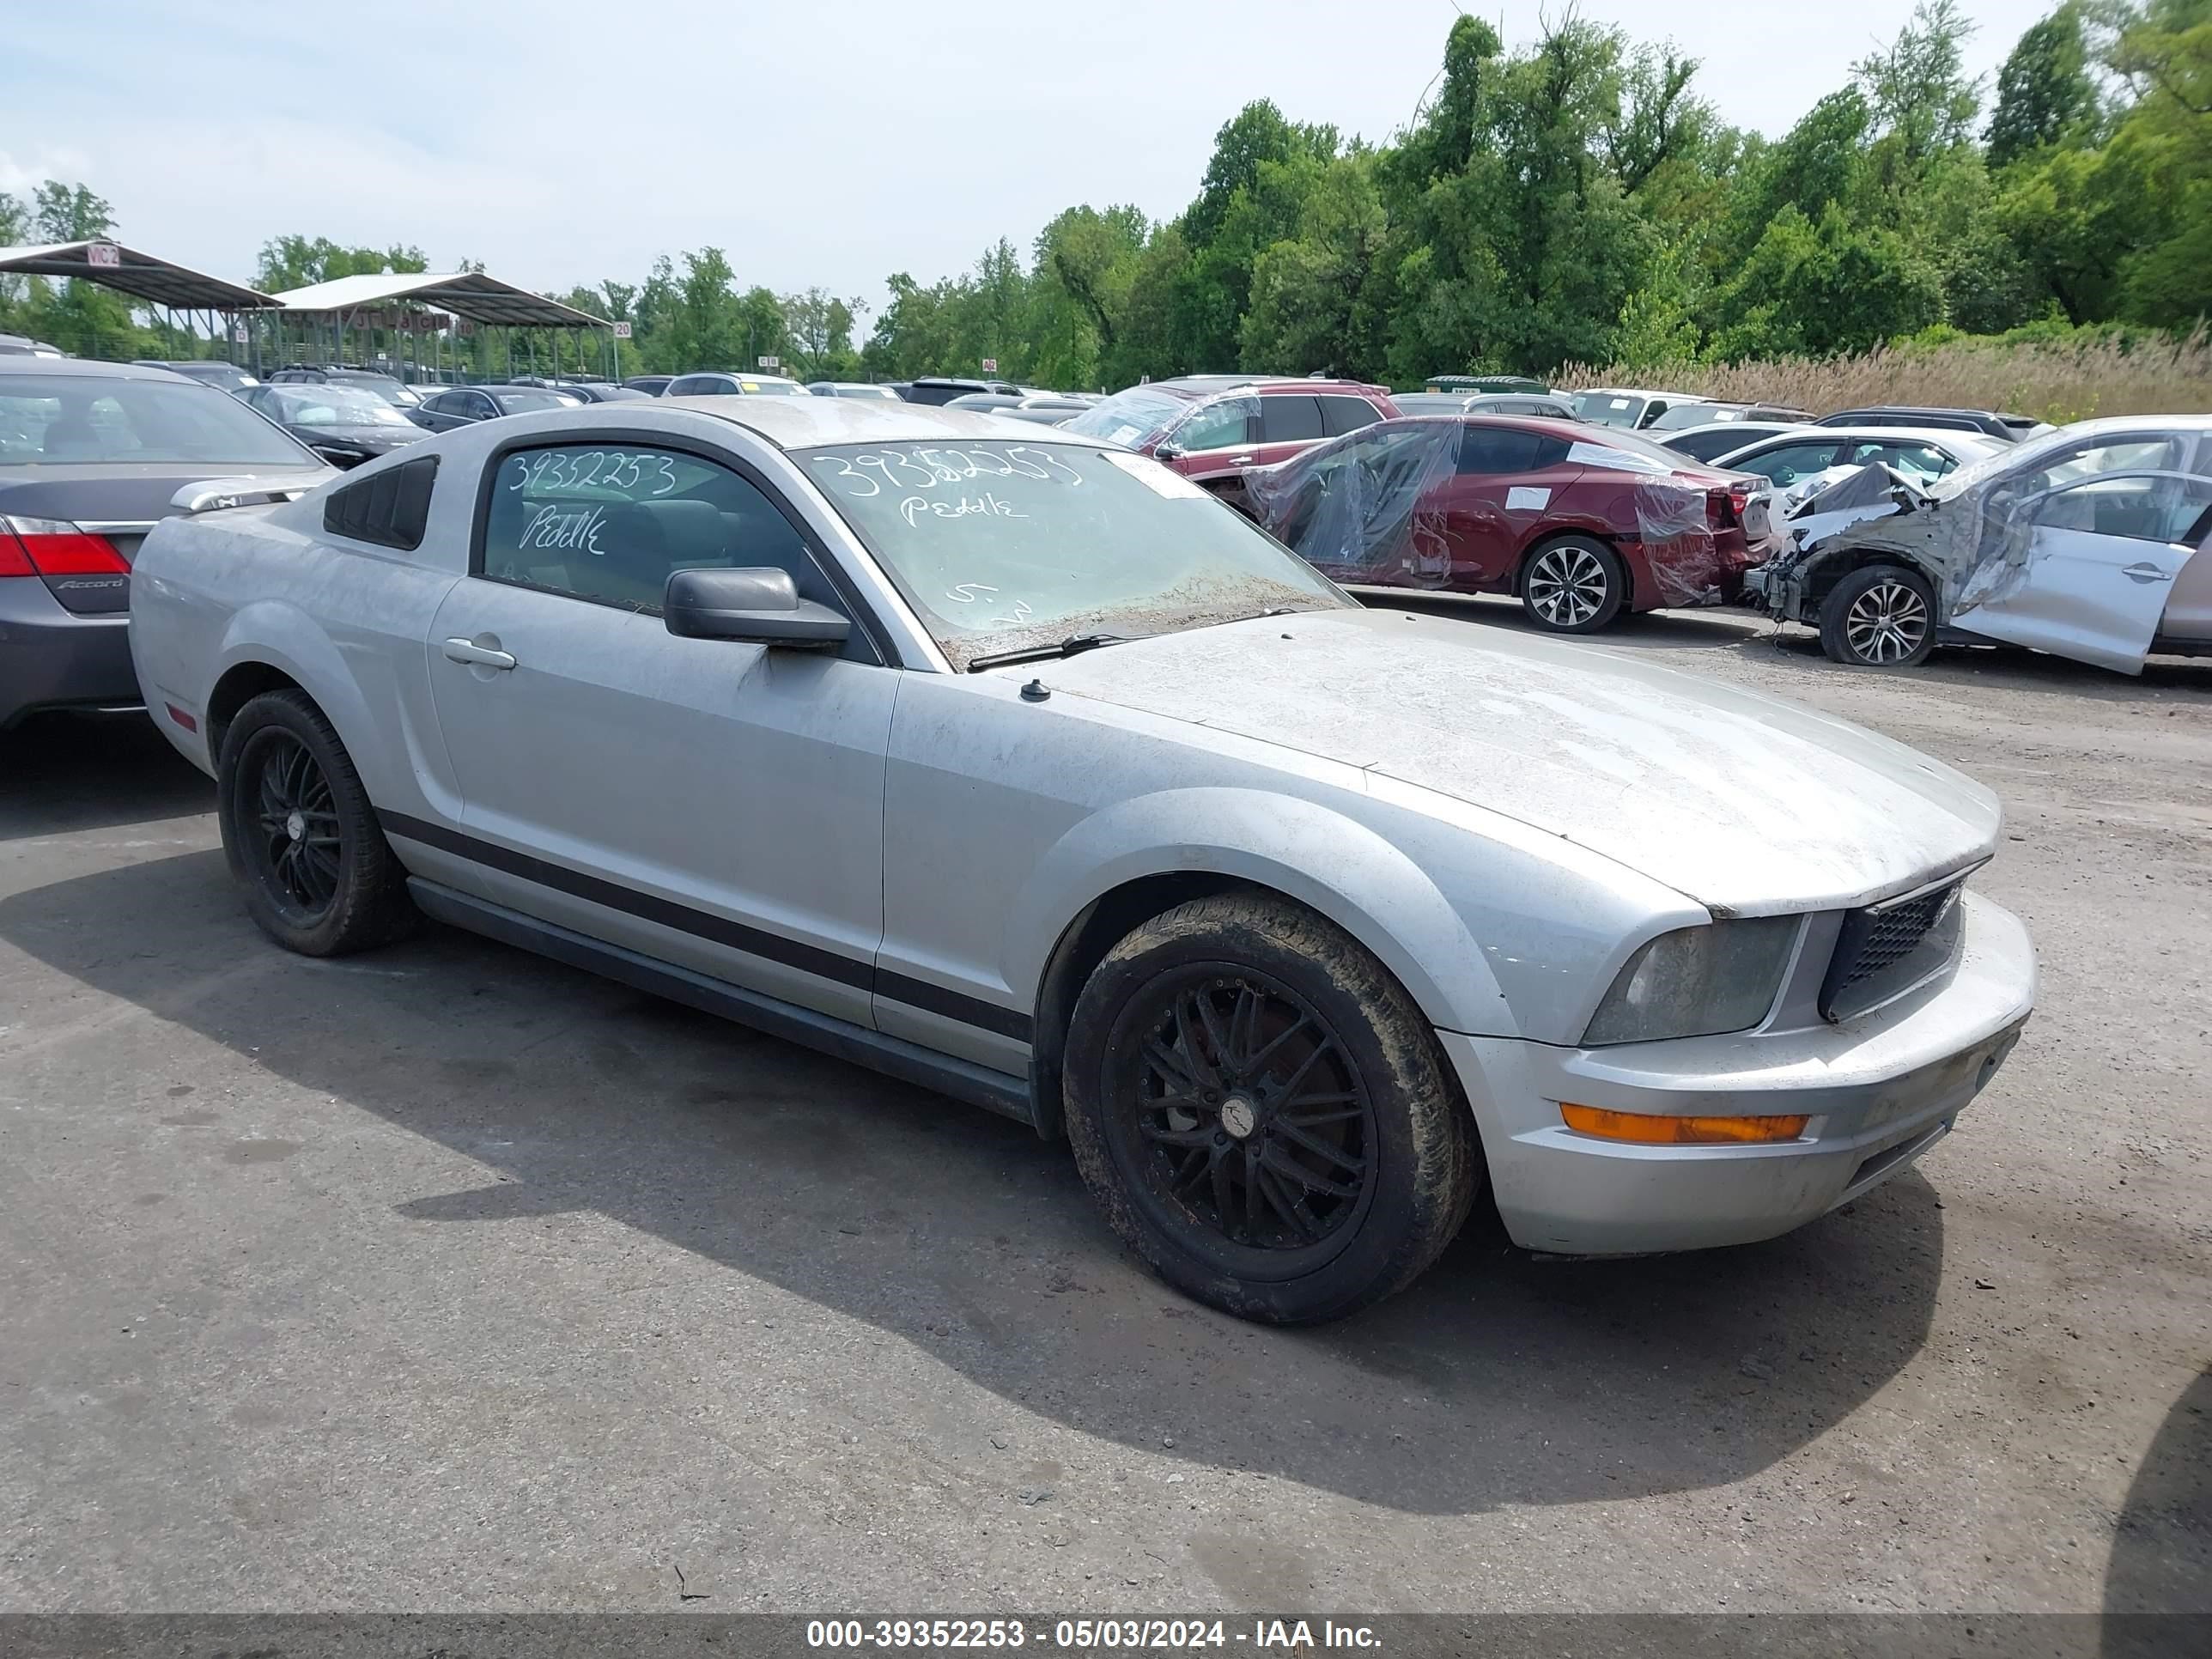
left=1520, top=537, right=1627, bottom=633
left=1063, top=895, right=1480, bottom=1324
left=1820, top=564, right=1936, bottom=666
left=216, top=689, right=416, bottom=956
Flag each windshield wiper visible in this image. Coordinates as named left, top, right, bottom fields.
left=966, top=633, right=1146, bottom=672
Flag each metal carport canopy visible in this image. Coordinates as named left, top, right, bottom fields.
left=0, top=240, right=282, bottom=311
left=268, top=270, right=607, bottom=327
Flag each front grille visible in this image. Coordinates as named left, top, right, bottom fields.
left=1820, top=878, right=1964, bottom=1022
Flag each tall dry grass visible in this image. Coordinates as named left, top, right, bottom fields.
left=1554, top=330, right=2212, bottom=422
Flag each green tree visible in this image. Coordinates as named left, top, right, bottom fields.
left=1854, top=0, right=1984, bottom=163
left=1986, top=3, right=2101, bottom=166
left=782, top=287, right=864, bottom=380
left=33, top=181, right=114, bottom=242
left=255, top=235, right=427, bottom=292
left=660, top=247, right=744, bottom=370
left=1034, top=204, right=1146, bottom=381
left=1239, top=154, right=1390, bottom=376
left=1601, top=44, right=1716, bottom=194
left=1712, top=204, right=1946, bottom=356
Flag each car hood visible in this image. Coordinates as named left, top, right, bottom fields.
left=1030, top=608, right=1999, bottom=914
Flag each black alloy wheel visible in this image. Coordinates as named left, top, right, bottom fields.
left=1062, top=893, right=1480, bottom=1323
left=216, top=688, right=416, bottom=956
left=240, top=727, right=343, bottom=921
left=1109, top=968, right=1377, bottom=1271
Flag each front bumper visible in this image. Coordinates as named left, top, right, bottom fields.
left=0, top=580, right=141, bottom=729
left=1442, top=891, right=2036, bottom=1255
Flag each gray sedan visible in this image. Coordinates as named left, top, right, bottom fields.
left=127, top=399, right=2037, bottom=1322
left=1, top=357, right=329, bottom=729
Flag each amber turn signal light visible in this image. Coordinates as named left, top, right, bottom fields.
left=1559, top=1103, right=1809, bottom=1145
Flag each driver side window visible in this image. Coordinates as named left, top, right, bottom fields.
left=477, top=443, right=878, bottom=661
left=2031, top=472, right=2212, bottom=544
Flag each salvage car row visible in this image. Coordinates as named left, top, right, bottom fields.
left=9, top=353, right=2211, bottom=750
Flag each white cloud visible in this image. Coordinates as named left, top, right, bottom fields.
left=3, top=0, right=2051, bottom=305
left=0, top=147, right=97, bottom=204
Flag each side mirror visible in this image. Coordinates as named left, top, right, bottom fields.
left=1154, top=442, right=1183, bottom=462
left=664, top=567, right=850, bottom=649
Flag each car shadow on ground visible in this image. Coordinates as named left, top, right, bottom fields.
left=0, top=830, right=1950, bottom=1518
left=2103, top=1366, right=2211, bottom=1624
left=0, top=712, right=212, bottom=842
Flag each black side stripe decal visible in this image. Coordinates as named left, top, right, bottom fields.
left=380, top=811, right=1032, bottom=1043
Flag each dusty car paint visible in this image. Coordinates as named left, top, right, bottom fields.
left=127, top=398, right=2037, bottom=1261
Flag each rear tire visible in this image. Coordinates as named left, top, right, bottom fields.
left=1062, top=894, right=1480, bottom=1324
left=1520, top=537, right=1627, bottom=633
left=216, top=690, right=416, bottom=956
left=1820, top=564, right=1936, bottom=667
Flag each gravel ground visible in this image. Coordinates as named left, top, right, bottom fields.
left=0, top=606, right=2205, bottom=1616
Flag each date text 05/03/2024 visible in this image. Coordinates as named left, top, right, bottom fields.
left=804, top=1619, right=1383, bottom=1650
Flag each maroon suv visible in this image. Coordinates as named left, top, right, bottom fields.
left=1060, top=376, right=1399, bottom=489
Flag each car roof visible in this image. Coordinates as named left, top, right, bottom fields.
left=1825, top=404, right=2008, bottom=418
left=434, top=384, right=573, bottom=395
left=1393, top=412, right=1634, bottom=445
left=2029, top=413, right=2212, bottom=437
left=0, top=356, right=197, bottom=382
left=1666, top=420, right=1815, bottom=440
left=658, top=396, right=1085, bottom=449
left=676, top=370, right=805, bottom=386
left=1150, top=374, right=1386, bottom=396
left=1730, top=425, right=2000, bottom=449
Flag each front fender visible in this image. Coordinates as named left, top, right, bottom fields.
left=1002, top=786, right=1511, bottom=1037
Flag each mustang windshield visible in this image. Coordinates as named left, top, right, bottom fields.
left=803, top=440, right=1348, bottom=668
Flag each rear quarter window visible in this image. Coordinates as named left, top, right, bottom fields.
left=1317, top=394, right=1382, bottom=437
left=322, top=455, right=440, bottom=552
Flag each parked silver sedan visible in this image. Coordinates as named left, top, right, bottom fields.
left=128, top=399, right=2036, bottom=1323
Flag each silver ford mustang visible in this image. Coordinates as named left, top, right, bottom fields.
left=129, top=398, right=2037, bottom=1324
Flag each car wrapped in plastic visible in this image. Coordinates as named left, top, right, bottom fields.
left=1234, top=415, right=1774, bottom=633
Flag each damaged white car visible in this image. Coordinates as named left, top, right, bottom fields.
left=1747, top=416, right=2212, bottom=672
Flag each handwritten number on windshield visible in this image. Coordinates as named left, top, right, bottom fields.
left=809, top=446, right=1085, bottom=497
left=809, top=455, right=879, bottom=497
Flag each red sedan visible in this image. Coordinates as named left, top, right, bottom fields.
left=1235, top=415, right=1766, bottom=632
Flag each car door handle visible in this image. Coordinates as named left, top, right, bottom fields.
left=442, top=637, right=516, bottom=669
left=1224, top=454, right=1255, bottom=465
left=2122, top=562, right=2173, bottom=584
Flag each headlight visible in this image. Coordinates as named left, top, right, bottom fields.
left=1582, top=917, right=1800, bottom=1047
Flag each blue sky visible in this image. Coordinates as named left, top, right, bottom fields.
left=3, top=0, right=2054, bottom=314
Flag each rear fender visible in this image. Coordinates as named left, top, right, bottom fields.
left=208, top=603, right=452, bottom=818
